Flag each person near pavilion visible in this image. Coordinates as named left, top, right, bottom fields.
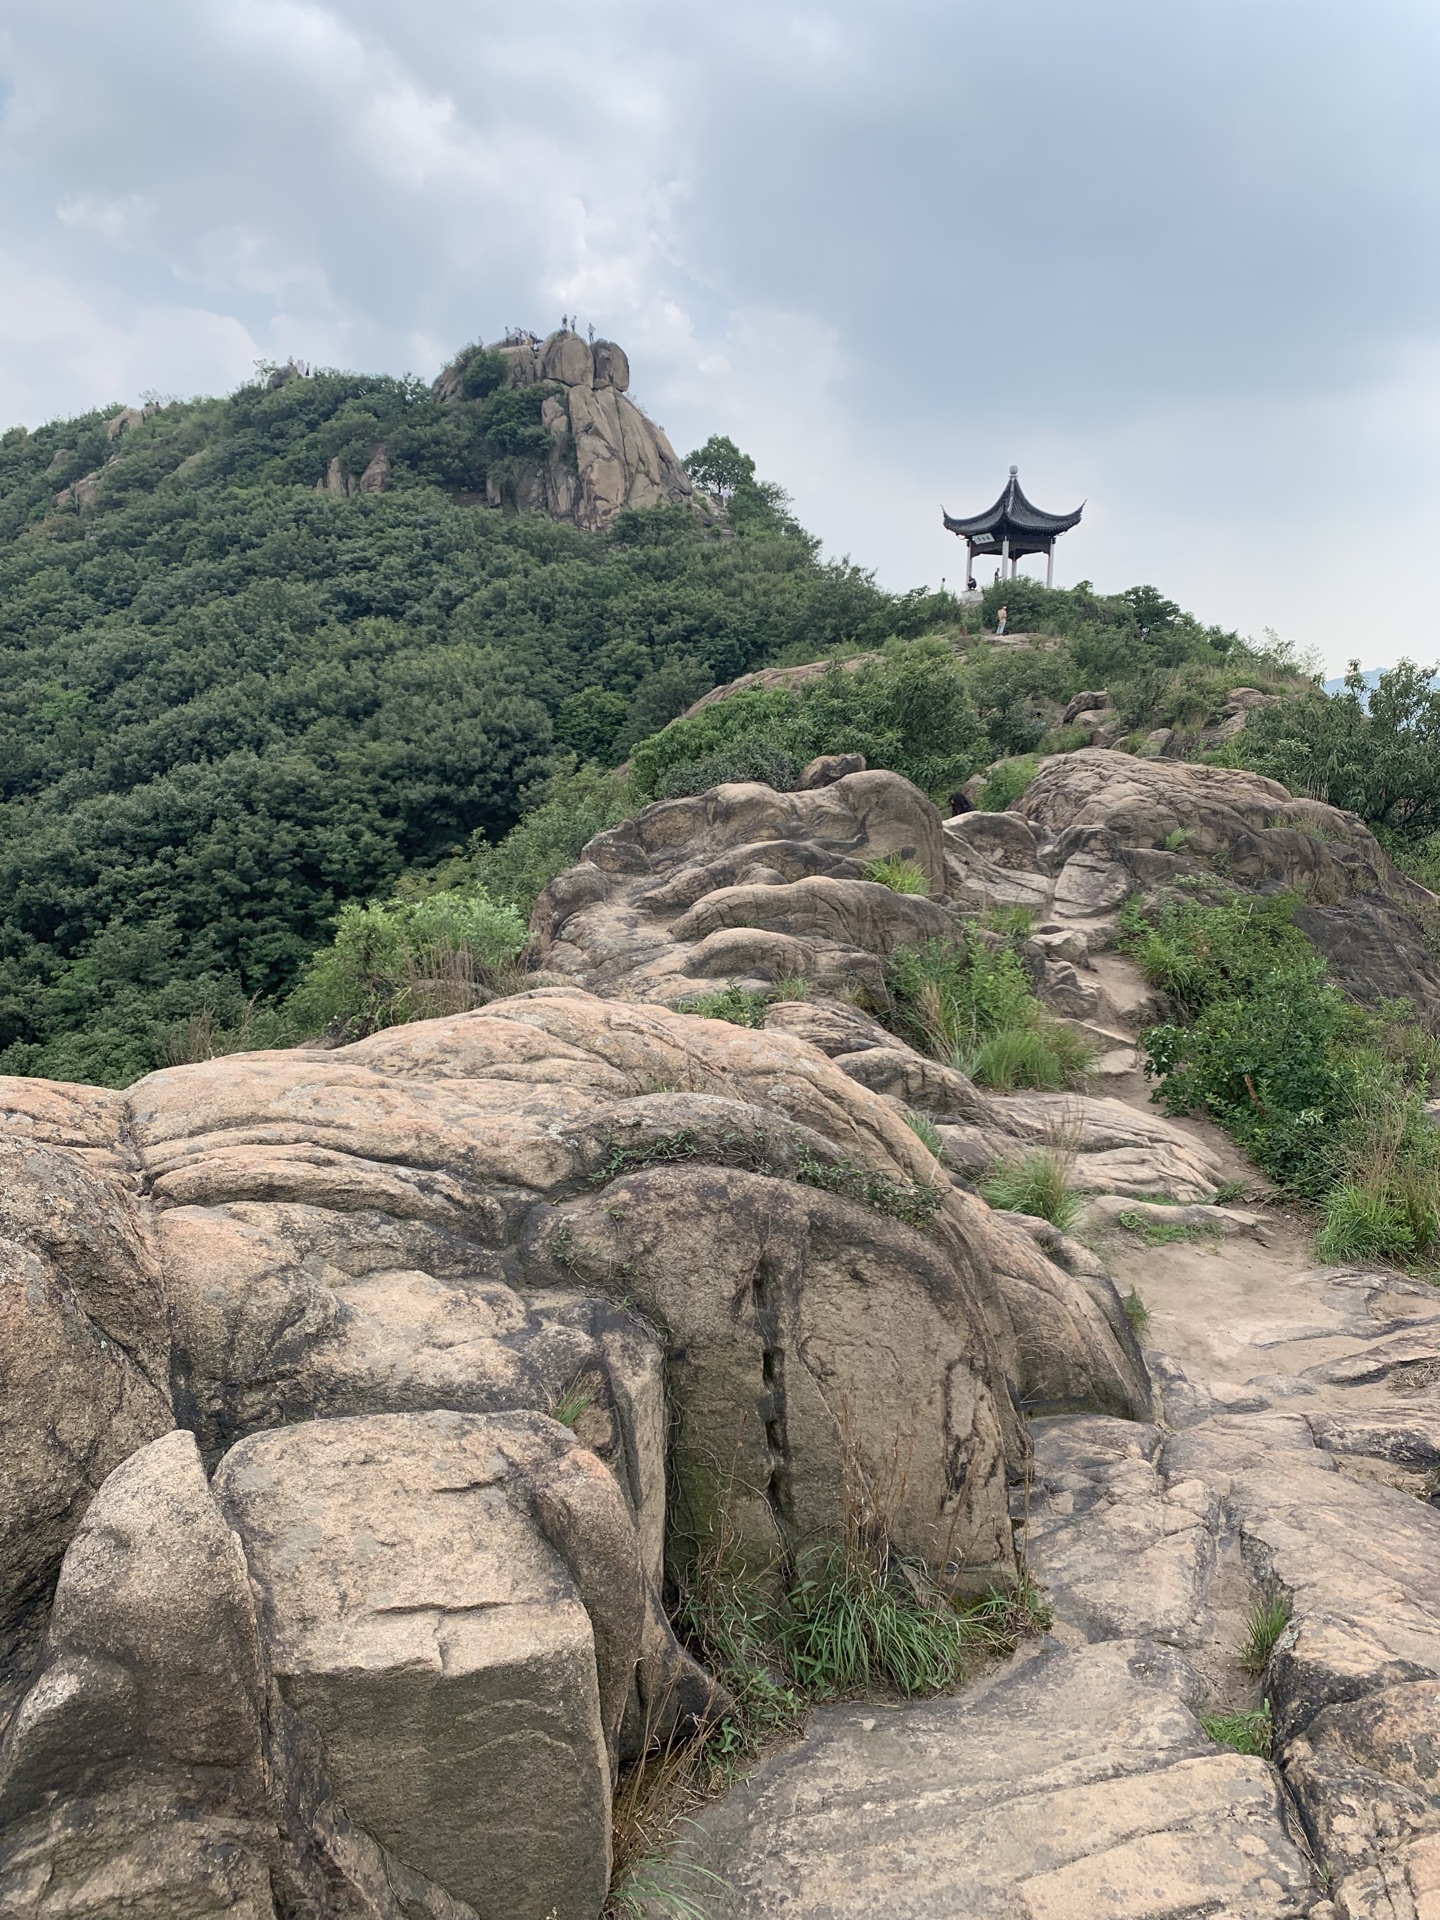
left=996, top=605, right=1008, bottom=636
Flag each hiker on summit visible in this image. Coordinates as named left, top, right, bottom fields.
left=996, top=605, right=1008, bottom=636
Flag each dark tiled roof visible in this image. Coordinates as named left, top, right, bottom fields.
left=943, top=468, right=1083, bottom=540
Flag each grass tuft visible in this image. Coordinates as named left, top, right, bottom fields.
left=674, top=984, right=770, bottom=1028
left=778, top=1543, right=979, bottom=1698
left=1122, top=1288, right=1150, bottom=1336
left=1241, top=1591, right=1292, bottom=1673
left=863, top=854, right=931, bottom=895
left=1116, top=1209, right=1206, bottom=1247
left=605, top=1853, right=732, bottom=1920
left=979, top=1149, right=1079, bottom=1230
left=550, top=1372, right=603, bottom=1429
left=885, top=936, right=1093, bottom=1090
left=904, top=1110, right=944, bottom=1157
left=970, top=1023, right=1095, bottom=1091
left=1202, top=1705, right=1272, bottom=1757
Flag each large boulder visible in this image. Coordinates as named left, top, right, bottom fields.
left=434, top=332, right=702, bottom=532
left=214, top=1411, right=643, bottom=1920
left=931, top=749, right=1440, bottom=1023
left=531, top=769, right=951, bottom=1004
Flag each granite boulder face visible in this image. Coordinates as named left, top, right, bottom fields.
left=0, top=984, right=1152, bottom=1916
left=434, top=330, right=708, bottom=531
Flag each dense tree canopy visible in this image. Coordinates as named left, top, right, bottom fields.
left=0, top=367, right=919, bottom=1082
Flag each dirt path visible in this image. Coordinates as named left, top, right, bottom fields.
left=685, top=952, right=1440, bottom=1919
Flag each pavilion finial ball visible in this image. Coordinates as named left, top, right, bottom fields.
left=1009, top=464, right=1018, bottom=477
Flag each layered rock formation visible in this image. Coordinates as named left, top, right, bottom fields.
left=6, top=741, right=1440, bottom=1915
left=435, top=330, right=705, bottom=531
left=0, top=983, right=1148, bottom=1915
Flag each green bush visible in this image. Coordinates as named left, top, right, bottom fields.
left=657, top=737, right=800, bottom=798
left=283, top=887, right=526, bottom=1040
left=976, top=755, right=1040, bottom=811
left=454, top=762, right=633, bottom=916
left=1123, top=893, right=1440, bottom=1256
left=1238, top=658, right=1440, bottom=841
left=629, top=639, right=987, bottom=803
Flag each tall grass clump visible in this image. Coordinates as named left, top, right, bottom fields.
left=1120, top=893, right=1440, bottom=1263
left=1241, top=1591, right=1292, bottom=1672
left=863, top=854, right=931, bottom=895
left=979, top=1149, right=1080, bottom=1229
left=885, top=936, right=1093, bottom=1090
left=283, top=887, right=527, bottom=1041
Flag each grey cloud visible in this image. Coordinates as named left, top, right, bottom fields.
left=1, top=0, right=1439, bottom=667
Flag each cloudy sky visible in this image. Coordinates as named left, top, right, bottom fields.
left=2, top=0, right=1438, bottom=672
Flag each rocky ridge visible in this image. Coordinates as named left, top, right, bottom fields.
left=4, top=745, right=1440, bottom=1916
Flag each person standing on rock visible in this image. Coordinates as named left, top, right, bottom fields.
left=996, top=605, right=1008, bottom=637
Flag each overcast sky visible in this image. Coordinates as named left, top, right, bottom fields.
left=3, top=0, right=1438, bottom=673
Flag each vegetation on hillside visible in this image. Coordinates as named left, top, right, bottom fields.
left=0, top=368, right=922, bottom=1083
left=1121, top=893, right=1440, bottom=1265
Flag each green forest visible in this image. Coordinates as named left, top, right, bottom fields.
left=0, top=357, right=1435, bottom=1088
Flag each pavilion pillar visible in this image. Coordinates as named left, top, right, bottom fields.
left=1001, top=536, right=1010, bottom=580
left=1046, top=543, right=1054, bottom=589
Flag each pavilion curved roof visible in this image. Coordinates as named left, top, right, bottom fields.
left=942, top=468, right=1083, bottom=540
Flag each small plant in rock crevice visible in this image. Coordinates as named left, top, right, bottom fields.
left=1240, top=1590, right=1292, bottom=1673
left=1116, top=1210, right=1208, bottom=1247
left=581, top=1129, right=945, bottom=1232
left=1121, top=1288, right=1150, bottom=1336
left=1201, top=1705, right=1272, bottom=1758
left=792, top=1151, right=946, bottom=1229
left=550, top=1372, right=603, bottom=1429
left=673, top=984, right=771, bottom=1028
left=904, top=1110, right=944, bottom=1157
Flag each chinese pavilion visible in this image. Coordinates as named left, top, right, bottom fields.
left=943, top=467, right=1083, bottom=589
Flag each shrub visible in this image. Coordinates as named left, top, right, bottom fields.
left=863, top=854, right=930, bottom=895
left=976, top=755, right=1040, bottom=811
left=1036, top=722, right=1093, bottom=754
left=461, top=762, right=634, bottom=916
left=657, top=738, right=801, bottom=799
left=629, top=640, right=987, bottom=804
left=1124, top=893, right=1440, bottom=1236
left=979, top=1151, right=1079, bottom=1229
left=283, top=887, right=526, bottom=1040
left=674, top=984, right=771, bottom=1028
